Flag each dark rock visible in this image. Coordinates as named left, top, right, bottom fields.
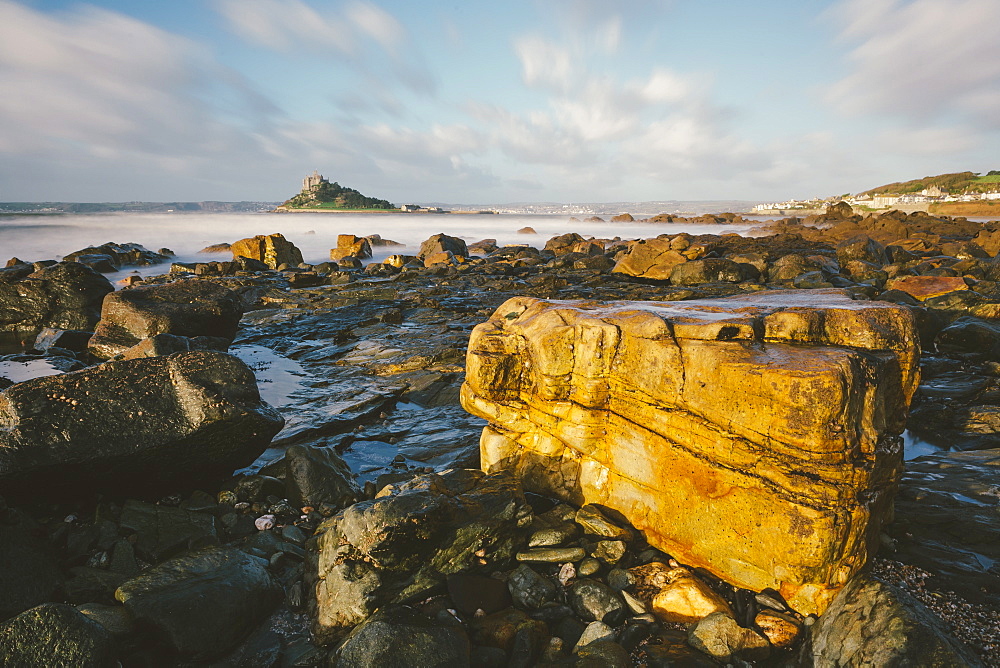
left=0, top=262, right=113, bottom=340
left=0, top=507, right=63, bottom=620
left=567, top=579, right=626, bottom=624
left=0, top=351, right=284, bottom=499
left=88, top=279, right=243, bottom=359
left=418, top=234, right=468, bottom=260
left=70, top=254, right=118, bottom=273
left=447, top=573, right=512, bottom=615
left=507, top=564, right=557, bottom=610
left=309, top=470, right=530, bottom=641
left=799, top=574, right=980, bottom=666
left=65, top=242, right=170, bottom=268
left=334, top=606, right=471, bottom=668
left=32, top=327, right=93, bottom=353
left=577, top=639, right=631, bottom=667
left=936, top=316, right=1000, bottom=360
left=0, top=603, right=114, bottom=667
left=115, top=546, right=282, bottom=660
left=836, top=235, right=887, bottom=267
left=669, top=258, right=756, bottom=285
left=64, top=567, right=129, bottom=605
left=119, top=499, right=218, bottom=562
left=284, top=444, right=360, bottom=509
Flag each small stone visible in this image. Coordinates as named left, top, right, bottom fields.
left=578, top=557, right=600, bottom=576
left=688, top=611, right=770, bottom=663
left=594, top=540, right=626, bottom=565
left=557, top=562, right=576, bottom=587
left=651, top=567, right=733, bottom=624
left=254, top=514, right=276, bottom=531
left=621, top=590, right=649, bottom=615
left=528, top=522, right=579, bottom=547
left=754, top=609, right=801, bottom=649
left=574, top=620, right=614, bottom=652
left=567, top=579, right=626, bottom=624
left=576, top=640, right=631, bottom=667
left=575, top=505, right=633, bottom=540
left=516, top=547, right=586, bottom=563
left=280, top=524, right=307, bottom=546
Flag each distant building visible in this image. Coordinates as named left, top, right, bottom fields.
left=873, top=194, right=900, bottom=208
left=302, top=170, right=326, bottom=193
left=921, top=185, right=947, bottom=198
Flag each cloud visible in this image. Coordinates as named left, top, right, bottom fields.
left=214, top=0, right=434, bottom=94
left=826, top=0, right=1000, bottom=128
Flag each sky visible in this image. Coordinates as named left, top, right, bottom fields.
left=0, top=0, right=998, bottom=204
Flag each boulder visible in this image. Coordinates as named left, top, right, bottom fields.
left=669, top=258, right=757, bottom=285
left=283, top=443, right=360, bottom=510
left=798, top=574, right=980, bottom=666
left=836, top=235, right=887, bottom=267
left=886, top=275, right=969, bottom=301
left=334, top=606, right=471, bottom=668
left=87, top=279, right=243, bottom=359
left=0, top=262, right=113, bottom=340
left=65, top=242, right=169, bottom=268
left=331, top=235, right=373, bottom=261
left=611, top=213, right=634, bottom=222
left=461, top=289, right=920, bottom=615
left=230, top=233, right=303, bottom=269
left=544, top=233, right=585, bottom=255
left=688, top=611, right=770, bottom=663
left=0, top=351, right=284, bottom=499
left=611, top=238, right=687, bottom=280
left=115, top=546, right=282, bottom=660
left=308, top=469, right=530, bottom=642
left=0, top=603, right=115, bottom=667
left=418, top=234, right=467, bottom=260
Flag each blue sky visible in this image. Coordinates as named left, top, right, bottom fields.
left=1, top=0, right=998, bottom=204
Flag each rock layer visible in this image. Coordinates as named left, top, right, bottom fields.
left=461, top=289, right=919, bottom=615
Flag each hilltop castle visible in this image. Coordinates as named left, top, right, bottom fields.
left=302, top=170, right=326, bottom=193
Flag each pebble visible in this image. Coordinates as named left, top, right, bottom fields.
left=516, top=547, right=586, bottom=563
left=594, top=539, right=626, bottom=564
left=574, top=620, right=615, bottom=651
left=606, top=568, right=633, bottom=591
left=754, top=609, right=801, bottom=648
left=578, top=557, right=600, bottom=576
left=528, top=522, right=579, bottom=547
left=254, top=514, right=276, bottom=531
left=557, top=562, right=576, bottom=587
left=575, top=505, right=633, bottom=540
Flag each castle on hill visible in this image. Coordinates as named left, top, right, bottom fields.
left=302, top=170, right=326, bottom=194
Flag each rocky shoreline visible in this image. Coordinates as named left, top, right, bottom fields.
left=1, top=206, right=999, bottom=666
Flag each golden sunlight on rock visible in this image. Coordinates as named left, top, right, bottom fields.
left=461, top=289, right=920, bottom=615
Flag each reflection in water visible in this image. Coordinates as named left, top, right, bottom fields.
left=0, top=358, right=66, bottom=384
left=902, top=429, right=949, bottom=461
left=230, top=345, right=306, bottom=408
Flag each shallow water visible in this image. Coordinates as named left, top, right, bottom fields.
left=0, top=358, right=66, bottom=383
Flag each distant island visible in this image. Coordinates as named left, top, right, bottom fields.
left=0, top=201, right=277, bottom=215
left=753, top=170, right=1000, bottom=217
left=275, top=171, right=397, bottom=212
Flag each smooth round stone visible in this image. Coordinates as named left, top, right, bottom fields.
left=516, top=547, right=586, bottom=563
left=574, top=620, right=614, bottom=651
left=578, top=557, right=600, bottom=577
left=507, top=565, right=556, bottom=610
left=606, top=568, right=633, bottom=591
left=527, top=522, right=579, bottom=548
left=575, top=505, right=633, bottom=540
left=576, top=640, right=631, bottom=667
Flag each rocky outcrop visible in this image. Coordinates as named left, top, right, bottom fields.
left=65, top=242, right=170, bottom=269
left=0, top=350, right=284, bottom=499
left=799, top=574, right=981, bottom=666
left=611, top=238, right=687, bottom=280
left=418, top=233, right=468, bottom=260
left=461, top=289, right=920, bottom=615
left=0, top=603, right=115, bottom=667
left=308, top=469, right=530, bottom=642
left=330, top=235, right=373, bottom=262
left=0, top=262, right=113, bottom=341
left=87, top=279, right=243, bottom=359
left=230, top=233, right=303, bottom=269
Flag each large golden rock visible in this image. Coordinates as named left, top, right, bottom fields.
left=461, top=289, right=919, bottom=615
left=230, top=233, right=303, bottom=269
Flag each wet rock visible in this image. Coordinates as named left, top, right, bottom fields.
left=0, top=603, right=115, bottom=667
left=418, top=234, right=468, bottom=260
left=836, top=235, right=887, bottom=266
left=799, top=574, right=980, bottom=666
left=464, top=290, right=919, bottom=614
left=577, top=639, right=631, bottom=666
left=567, top=579, right=626, bottom=624
left=688, top=611, right=770, bottom=663
left=0, top=506, right=63, bottom=620
left=755, top=609, right=801, bottom=649
left=886, top=449, right=1000, bottom=607
left=334, top=606, right=470, bottom=667
left=0, top=262, right=113, bottom=340
left=936, top=316, right=1000, bottom=360
left=66, top=242, right=169, bottom=268
left=508, top=564, right=557, bottom=610
left=544, top=233, right=586, bottom=255
left=284, top=444, right=360, bottom=510
left=575, top=505, right=632, bottom=541
left=32, top=327, right=93, bottom=353
left=115, top=546, right=282, bottom=660
left=528, top=522, right=579, bottom=547
left=88, top=279, right=243, bottom=359
left=309, top=470, right=530, bottom=641
left=0, top=351, right=284, bottom=499
left=516, top=546, right=586, bottom=563
left=574, top=620, right=614, bottom=650
left=471, top=607, right=546, bottom=658
left=230, top=233, right=303, bottom=270
left=611, top=238, right=687, bottom=280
